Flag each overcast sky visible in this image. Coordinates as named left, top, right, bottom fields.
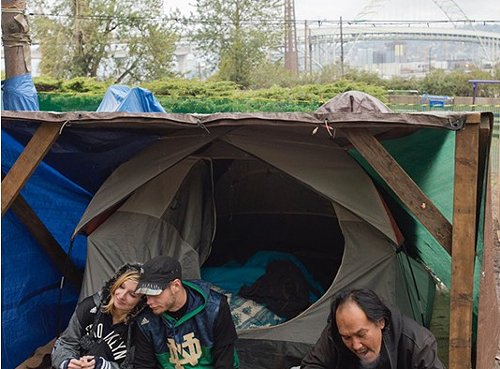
left=164, top=0, right=500, bottom=23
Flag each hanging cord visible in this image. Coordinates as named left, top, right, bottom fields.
left=57, top=238, right=76, bottom=336
left=399, top=242, right=426, bottom=325
left=196, top=118, right=210, bottom=133
left=311, top=118, right=336, bottom=138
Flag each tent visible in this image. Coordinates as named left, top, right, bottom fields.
left=72, top=118, right=434, bottom=367
left=2, top=93, right=499, bottom=369
left=69, top=91, right=432, bottom=367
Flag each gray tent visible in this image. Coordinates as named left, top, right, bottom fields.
left=72, top=117, right=436, bottom=367
left=316, top=90, right=392, bottom=113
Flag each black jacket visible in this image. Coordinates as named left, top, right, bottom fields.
left=52, top=263, right=146, bottom=369
left=301, top=305, right=446, bottom=369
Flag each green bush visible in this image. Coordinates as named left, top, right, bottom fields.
left=33, top=76, right=64, bottom=92
left=34, top=76, right=110, bottom=94
left=142, top=78, right=241, bottom=98
left=243, top=81, right=387, bottom=103
left=61, top=77, right=109, bottom=94
left=31, top=66, right=498, bottom=114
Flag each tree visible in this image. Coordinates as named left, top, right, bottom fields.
left=31, top=0, right=180, bottom=83
left=190, top=0, right=283, bottom=87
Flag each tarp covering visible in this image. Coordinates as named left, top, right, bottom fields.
left=0, top=83, right=163, bottom=369
left=1, top=74, right=82, bottom=369
left=1, top=131, right=91, bottom=369
left=97, top=85, right=165, bottom=113
left=1, top=73, right=39, bottom=111
left=316, top=90, right=392, bottom=114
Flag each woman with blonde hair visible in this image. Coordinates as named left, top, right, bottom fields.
left=52, top=263, right=146, bottom=369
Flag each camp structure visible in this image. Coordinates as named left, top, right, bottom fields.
left=1, top=104, right=499, bottom=369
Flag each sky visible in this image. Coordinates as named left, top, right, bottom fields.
left=163, top=0, right=500, bottom=23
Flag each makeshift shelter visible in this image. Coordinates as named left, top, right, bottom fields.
left=1, top=94, right=499, bottom=369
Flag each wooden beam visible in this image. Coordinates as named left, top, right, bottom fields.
left=448, top=116, right=480, bottom=369
left=1, top=122, right=64, bottom=217
left=341, top=127, right=452, bottom=254
left=3, top=172, right=83, bottom=289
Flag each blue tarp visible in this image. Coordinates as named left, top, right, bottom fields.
left=97, top=85, right=165, bottom=112
left=1, top=131, right=91, bottom=369
left=1, top=79, right=162, bottom=369
left=1, top=73, right=39, bottom=111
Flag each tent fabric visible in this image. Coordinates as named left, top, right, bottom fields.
left=75, top=125, right=402, bottom=243
left=74, top=127, right=233, bottom=236
left=219, top=126, right=399, bottom=243
left=82, top=157, right=215, bottom=297
left=316, top=90, right=392, bottom=113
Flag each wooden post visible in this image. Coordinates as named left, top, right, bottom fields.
left=448, top=114, right=480, bottom=369
left=1, top=0, right=32, bottom=78
left=1, top=122, right=64, bottom=217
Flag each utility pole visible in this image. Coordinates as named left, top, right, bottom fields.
left=340, top=16, right=344, bottom=78
left=284, top=0, right=298, bottom=73
left=428, top=46, right=432, bottom=72
left=304, top=20, right=308, bottom=74
left=1, top=0, right=32, bottom=79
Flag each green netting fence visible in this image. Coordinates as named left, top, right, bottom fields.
left=37, top=93, right=322, bottom=113
left=389, top=102, right=500, bottom=174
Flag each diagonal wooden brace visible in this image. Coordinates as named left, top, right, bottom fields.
left=341, top=127, right=452, bottom=255
left=2, top=122, right=64, bottom=217
left=2, top=171, right=83, bottom=289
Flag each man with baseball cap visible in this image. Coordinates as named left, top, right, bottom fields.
left=133, top=255, right=239, bottom=369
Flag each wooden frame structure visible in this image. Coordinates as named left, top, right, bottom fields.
left=1, top=110, right=498, bottom=369
left=341, top=113, right=494, bottom=368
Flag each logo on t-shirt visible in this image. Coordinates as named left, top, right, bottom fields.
left=167, top=332, right=202, bottom=369
left=84, top=322, right=128, bottom=360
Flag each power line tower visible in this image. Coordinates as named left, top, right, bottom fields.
left=284, top=0, right=298, bottom=73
